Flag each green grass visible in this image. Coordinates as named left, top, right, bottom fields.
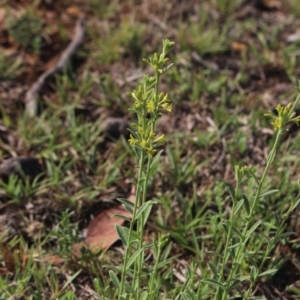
left=7, top=8, right=44, bottom=54
left=1, top=0, right=300, bottom=299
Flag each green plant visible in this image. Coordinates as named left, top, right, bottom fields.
left=201, top=83, right=300, bottom=299
left=7, top=9, right=44, bottom=54
left=90, top=19, right=145, bottom=65
left=178, top=9, right=241, bottom=56
left=107, top=39, right=174, bottom=299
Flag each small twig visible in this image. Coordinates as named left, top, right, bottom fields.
left=24, top=15, right=85, bottom=116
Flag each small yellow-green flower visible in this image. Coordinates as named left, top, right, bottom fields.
left=265, top=103, right=300, bottom=131
left=146, top=146, right=156, bottom=157
left=128, top=40, right=174, bottom=159
left=153, top=134, right=165, bottom=145
left=128, top=134, right=138, bottom=146
left=272, top=118, right=282, bottom=131
left=140, top=139, right=148, bottom=149
left=158, top=93, right=172, bottom=112
left=149, top=130, right=155, bottom=139
left=161, top=102, right=172, bottom=113
left=134, top=101, right=141, bottom=108
left=235, top=165, right=251, bottom=182
left=147, top=99, right=155, bottom=113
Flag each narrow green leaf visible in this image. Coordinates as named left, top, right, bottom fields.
left=207, top=251, right=223, bottom=258
left=208, top=263, right=219, bottom=278
left=113, top=214, right=131, bottom=222
left=127, top=227, right=140, bottom=240
left=259, top=189, right=279, bottom=198
left=116, top=226, right=139, bottom=246
left=231, top=225, right=243, bottom=237
left=123, top=204, right=133, bottom=215
left=222, top=221, right=229, bottom=235
left=278, top=231, right=294, bottom=238
left=273, top=212, right=280, bottom=227
left=246, top=220, right=262, bottom=238
left=228, top=242, right=241, bottom=250
left=116, top=224, right=128, bottom=246
left=185, top=218, right=202, bottom=230
left=201, top=279, right=224, bottom=289
left=250, top=265, right=258, bottom=281
left=225, top=184, right=235, bottom=201
left=228, top=278, right=240, bottom=289
left=157, top=257, right=175, bottom=270
left=109, top=270, right=120, bottom=289
left=140, top=291, right=149, bottom=300
left=127, top=248, right=144, bottom=270
left=288, top=198, right=300, bottom=214
left=143, top=204, right=153, bottom=227
left=249, top=168, right=260, bottom=185
left=234, top=199, right=244, bottom=215
left=243, top=194, right=250, bottom=215
left=62, top=269, right=81, bottom=290
left=258, top=269, right=277, bottom=277
left=162, top=63, right=174, bottom=73
left=223, top=264, right=230, bottom=274
left=132, top=145, right=141, bottom=159
left=267, top=149, right=276, bottom=164
left=102, top=265, right=123, bottom=272
left=239, top=275, right=251, bottom=282
left=161, top=242, right=172, bottom=260
left=149, top=150, right=163, bottom=171
left=117, top=197, right=134, bottom=214
left=171, top=232, right=187, bottom=245
left=233, top=284, right=243, bottom=297
left=138, top=177, right=146, bottom=186
left=245, top=256, right=258, bottom=269
left=135, top=200, right=157, bottom=225
left=153, top=239, right=158, bottom=256
left=124, top=283, right=136, bottom=295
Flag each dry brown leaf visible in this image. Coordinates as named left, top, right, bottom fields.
left=231, top=41, right=247, bottom=53
left=66, top=6, right=82, bottom=17
left=260, top=0, right=281, bottom=9
left=73, top=190, right=135, bottom=254
left=0, top=243, right=28, bottom=274
left=85, top=205, right=132, bottom=249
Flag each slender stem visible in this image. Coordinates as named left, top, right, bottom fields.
left=135, top=156, right=151, bottom=292
left=153, top=71, right=160, bottom=131
left=216, top=180, right=240, bottom=298
left=148, top=241, right=162, bottom=299
left=118, top=151, right=145, bottom=299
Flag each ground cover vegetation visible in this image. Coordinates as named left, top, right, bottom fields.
left=1, top=0, right=300, bottom=299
